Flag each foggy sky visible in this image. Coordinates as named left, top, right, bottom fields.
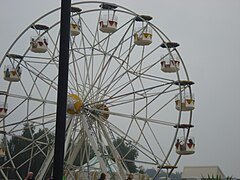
left=0, top=0, right=239, bottom=178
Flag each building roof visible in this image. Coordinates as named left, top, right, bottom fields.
left=182, top=166, right=225, bottom=179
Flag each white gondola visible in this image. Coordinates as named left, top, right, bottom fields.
left=3, top=65, right=21, bottom=82
left=99, top=2, right=118, bottom=33
left=134, top=15, right=153, bottom=46
left=30, top=36, right=48, bottom=53
left=99, top=14, right=118, bottom=33
left=70, top=7, right=82, bottom=36
left=175, top=92, right=195, bottom=111
left=70, top=23, right=80, bottom=36
left=0, top=131, right=6, bottom=157
left=161, top=54, right=180, bottom=73
left=134, top=27, right=152, bottom=46
left=30, top=24, right=49, bottom=53
left=0, top=102, right=7, bottom=118
left=175, top=136, right=195, bottom=155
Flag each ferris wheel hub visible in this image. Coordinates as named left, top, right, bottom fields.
left=93, top=103, right=109, bottom=121
left=66, top=94, right=83, bottom=114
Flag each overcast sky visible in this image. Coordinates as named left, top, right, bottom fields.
left=0, top=0, right=240, bottom=178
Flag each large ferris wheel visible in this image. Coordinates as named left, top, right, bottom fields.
left=0, top=1, right=195, bottom=179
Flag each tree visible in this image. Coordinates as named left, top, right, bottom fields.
left=4, top=123, right=54, bottom=179
left=202, top=175, right=232, bottom=180
left=145, top=168, right=182, bottom=179
left=112, top=137, right=138, bottom=173
left=7, top=123, right=35, bottom=178
left=73, top=141, right=95, bottom=166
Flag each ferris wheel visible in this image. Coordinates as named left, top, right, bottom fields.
left=0, top=1, right=195, bottom=179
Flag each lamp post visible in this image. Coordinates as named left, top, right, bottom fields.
left=53, top=0, right=71, bottom=179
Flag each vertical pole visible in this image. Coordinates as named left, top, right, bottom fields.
left=53, top=0, right=71, bottom=179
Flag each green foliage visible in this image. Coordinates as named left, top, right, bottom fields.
left=201, top=174, right=232, bottom=180
left=145, top=168, right=182, bottom=179
left=2, top=123, right=54, bottom=179
left=73, top=142, right=95, bottom=166
left=112, top=137, right=138, bottom=173
left=205, top=174, right=222, bottom=180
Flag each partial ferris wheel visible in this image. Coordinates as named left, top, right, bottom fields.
left=0, top=1, right=195, bottom=179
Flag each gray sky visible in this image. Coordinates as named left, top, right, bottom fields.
left=0, top=0, right=240, bottom=178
